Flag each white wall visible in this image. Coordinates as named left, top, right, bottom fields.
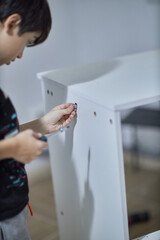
left=0, top=0, right=160, bottom=154
left=0, top=0, right=77, bottom=123
left=73, top=0, right=160, bottom=64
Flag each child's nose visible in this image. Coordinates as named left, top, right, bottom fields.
left=17, top=53, right=22, bottom=59
left=17, top=50, right=23, bottom=59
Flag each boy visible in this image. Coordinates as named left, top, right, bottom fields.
left=0, top=0, right=76, bottom=239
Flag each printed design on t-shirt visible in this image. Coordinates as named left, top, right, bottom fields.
left=1, top=160, right=27, bottom=189
left=0, top=89, right=27, bottom=189
left=0, top=113, right=18, bottom=135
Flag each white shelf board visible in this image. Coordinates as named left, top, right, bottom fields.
left=37, top=50, right=160, bottom=111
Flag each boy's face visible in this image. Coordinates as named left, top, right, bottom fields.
left=0, top=14, right=41, bottom=66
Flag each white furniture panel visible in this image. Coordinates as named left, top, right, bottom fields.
left=38, top=50, right=160, bottom=111
left=134, top=230, right=160, bottom=240
left=38, top=50, right=160, bottom=240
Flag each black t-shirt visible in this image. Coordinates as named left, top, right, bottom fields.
left=0, top=88, right=29, bottom=221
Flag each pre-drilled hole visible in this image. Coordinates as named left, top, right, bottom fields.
left=60, top=211, right=64, bottom=216
left=110, top=119, right=113, bottom=124
left=47, top=90, right=49, bottom=94
left=94, top=112, right=97, bottom=117
left=51, top=91, right=53, bottom=96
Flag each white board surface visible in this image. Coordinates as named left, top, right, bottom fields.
left=38, top=50, right=160, bottom=111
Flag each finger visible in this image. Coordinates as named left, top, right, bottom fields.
left=37, top=149, right=43, bottom=156
left=67, top=110, right=76, bottom=120
left=32, top=132, right=42, bottom=139
left=53, top=103, right=74, bottom=111
left=62, top=105, right=74, bottom=115
left=62, top=111, right=76, bottom=125
left=38, top=142, right=48, bottom=149
left=62, top=115, right=68, bottom=123
left=63, top=115, right=74, bottom=126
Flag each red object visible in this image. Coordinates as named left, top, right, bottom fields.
left=27, top=202, right=33, bottom=216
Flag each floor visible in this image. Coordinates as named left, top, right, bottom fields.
left=125, top=152, right=160, bottom=239
left=27, top=152, right=160, bottom=240
left=27, top=174, right=59, bottom=240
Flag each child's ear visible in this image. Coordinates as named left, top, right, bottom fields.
left=2, top=14, right=22, bottom=35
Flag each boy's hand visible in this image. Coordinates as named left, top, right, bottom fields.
left=40, top=103, right=77, bottom=134
left=13, top=130, right=47, bottom=164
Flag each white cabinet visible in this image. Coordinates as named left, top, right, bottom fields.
left=37, top=50, right=160, bottom=240
left=134, top=230, right=160, bottom=240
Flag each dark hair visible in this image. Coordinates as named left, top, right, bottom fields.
left=0, top=0, right=52, bottom=46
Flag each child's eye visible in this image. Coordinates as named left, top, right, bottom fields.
left=26, top=41, right=35, bottom=47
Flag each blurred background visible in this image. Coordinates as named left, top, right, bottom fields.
left=0, top=0, right=160, bottom=239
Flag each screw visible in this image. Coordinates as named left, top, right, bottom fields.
left=74, top=103, right=77, bottom=109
